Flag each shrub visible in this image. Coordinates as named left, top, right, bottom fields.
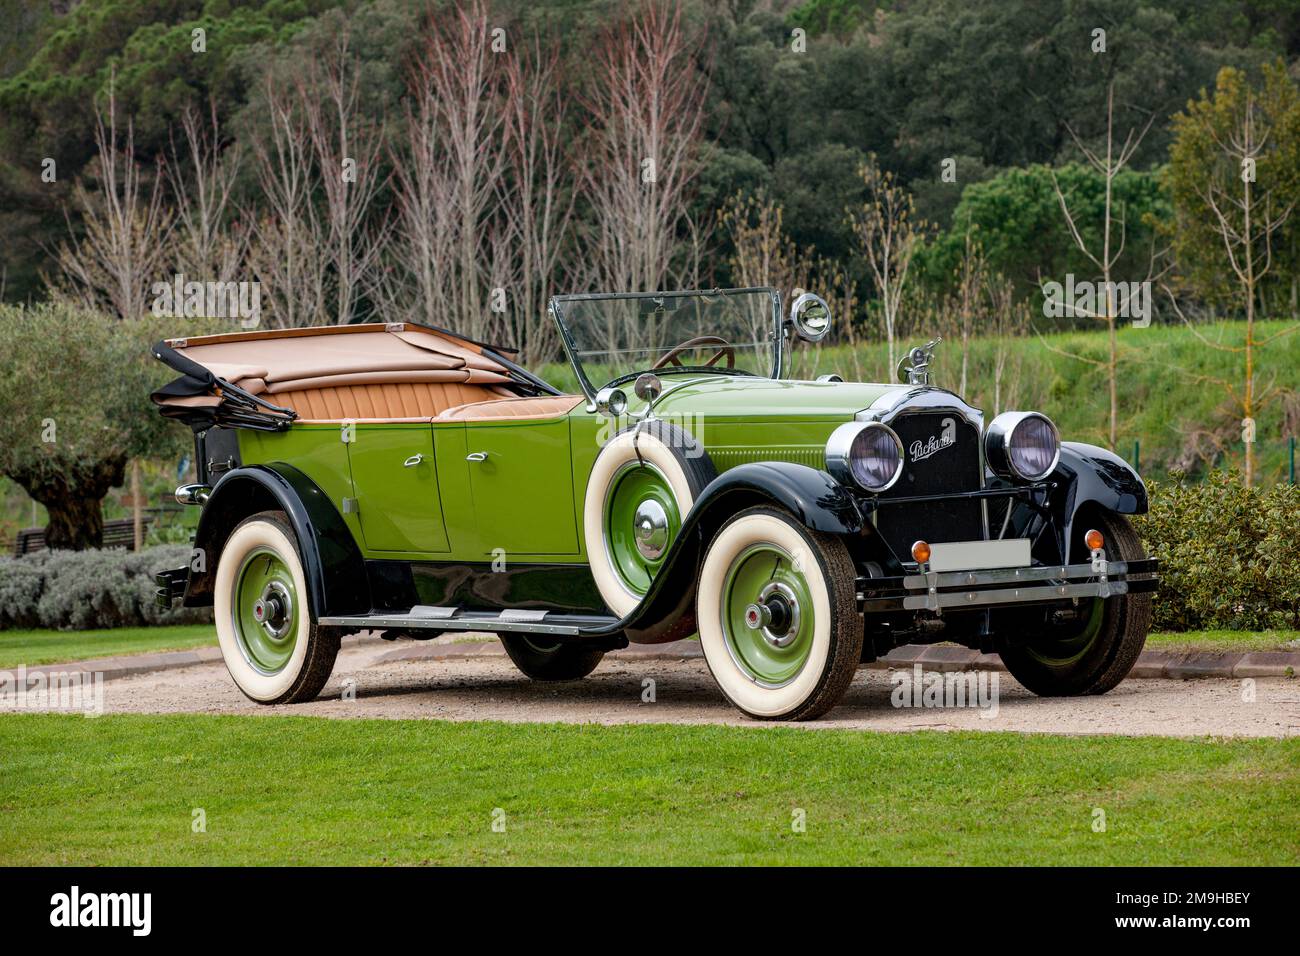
left=0, top=545, right=211, bottom=631
left=1137, top=472, right=1300, bottom=632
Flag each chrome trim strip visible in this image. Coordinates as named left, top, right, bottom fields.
left=858, top=386, right=985, bottom=432
left=902, top=559, right=1135, bottom=590
left=320, top=612, right=618, bottom=637
left=901, top=580, right=1128, bottom=611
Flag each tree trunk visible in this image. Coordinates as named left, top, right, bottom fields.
left=9, top=455, right=126, bottom=551
left=44, top=495, right=108, bottom=551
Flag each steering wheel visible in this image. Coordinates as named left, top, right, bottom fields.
left=652, top=335, right=736, bottom=370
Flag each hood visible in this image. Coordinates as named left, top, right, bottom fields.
left=642, top=375, right=897, bottom=421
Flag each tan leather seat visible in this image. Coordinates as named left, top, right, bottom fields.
left=435, top=395, right=583, bottom=422
left=273, top=381, right=513, bottom=421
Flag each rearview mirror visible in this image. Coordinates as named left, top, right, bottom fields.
left=789, top=293, right=832, bottom=343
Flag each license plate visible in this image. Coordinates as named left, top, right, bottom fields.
left=927, top=538, right=1031, bottom=573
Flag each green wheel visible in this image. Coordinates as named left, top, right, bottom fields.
left=999, top=512, right=1152, bottom=696
left=604, top=460, right=682, bottom=596
left=697, top=506, right=863, bottom=720
left=214, top=511, right=340, bottom=704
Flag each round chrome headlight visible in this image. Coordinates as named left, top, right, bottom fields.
left=986, top=411, right=1060, bottom=481
left=826, top=422, right=905, bottom=492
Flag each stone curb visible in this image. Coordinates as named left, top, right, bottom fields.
left=7, top=633, right=1298, bottom=684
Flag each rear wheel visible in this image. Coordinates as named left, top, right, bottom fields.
left=500, top=635, right=605, bottom=681
left=696, top=506, right=863, bottom=720
left=999, top=512, right=1152, bottom=696
left=214, top=511, right=340, bottom=704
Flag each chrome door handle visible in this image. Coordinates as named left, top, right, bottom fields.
left=465, top=452, right=488, bottom=462
left=403, top=454, right=424, bottom=467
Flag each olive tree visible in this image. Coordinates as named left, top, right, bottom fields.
left=0, top=303, right=185, bottom=550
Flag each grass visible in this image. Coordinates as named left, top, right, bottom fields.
left=0, top=624, right=215, bottom=668
left=0, top=713, right=1295, bottom=866
left=1145, top=630, right=1299, bottom=653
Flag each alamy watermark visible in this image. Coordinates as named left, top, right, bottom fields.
left=890, top=665, right=1000, bottom=719
left=0, top=666, right=104, bottom=716
left=151, top=273, right=261, bottom=328
left=1041, top=274, right=1152, bottom=328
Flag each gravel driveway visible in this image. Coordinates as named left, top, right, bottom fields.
left=16, top=638, right=1298, bottom=738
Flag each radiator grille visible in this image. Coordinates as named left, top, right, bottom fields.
left=873, top=412, right=984, bottom=559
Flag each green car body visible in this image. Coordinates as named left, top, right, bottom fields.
left=152, top=288, right=1159, bottom=719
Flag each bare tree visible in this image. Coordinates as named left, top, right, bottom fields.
left=1164, top=87, right=1295, bottom=485
left=1044, top=81, right=1159, bottom=449
left=412, top=0, right=506, bottom=342
left=303, top=31, right=390, bottom=325
left=986, top=274, right=1029, bottom=415
left=166, top=103, right=247, bottom=283
left=583, top=0, right=707, bottom=294
left=500, top=37, right=577, bottom=364
left=846, top=155, right=925, bottom=374
left=952, top=220, right=987, bottom=395
left=247, top=73, right=329, bottom=328
left=56, top=78, right=173, bottom=320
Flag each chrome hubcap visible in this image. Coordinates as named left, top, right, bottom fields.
left=632, top=498, right=669, bottom=559
left=253, top=580, right=293, bottom=640
left=744, top=582, right=800, bottom=648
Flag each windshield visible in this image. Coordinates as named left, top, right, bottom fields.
left=551, top=288, right=781, bottom=396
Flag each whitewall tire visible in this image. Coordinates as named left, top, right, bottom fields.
left=214, top=510, right=341, bottom=704
left=583, top=421, right=714, bottom=617
left=697, top=506, right=862, bottom=720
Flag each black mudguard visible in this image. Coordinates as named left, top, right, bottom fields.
left=619, top=462, right=865, bottom=642
left=185, top=464, right=369, bottom=617
left=1048, top=442, right=1148, bottom=557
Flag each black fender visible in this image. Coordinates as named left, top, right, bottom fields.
left=1048, top=442, right=1148, bottom=557
left=617, top=462, right=864, bottom=642
left=185, top=464, right=369, bottom=617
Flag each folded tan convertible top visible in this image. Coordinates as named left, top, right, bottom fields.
left=163, top=322, right=514, bottom=395
left=151, top=322, right=559, bottom=431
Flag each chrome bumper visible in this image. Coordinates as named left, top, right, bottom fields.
left=858, top=558, right=1159, bottom=614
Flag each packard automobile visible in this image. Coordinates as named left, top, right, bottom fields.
left=152, top=288, right=1158, bottom=720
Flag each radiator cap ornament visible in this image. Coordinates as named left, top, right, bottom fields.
left=898, top=337, right=941, bottom=386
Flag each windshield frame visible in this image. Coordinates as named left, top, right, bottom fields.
left=549, top=287, right=785, bottom=403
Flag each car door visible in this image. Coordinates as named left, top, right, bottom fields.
left=461, top=419, right=579, bottom=555
left=345, top=424, right=450, bottom=553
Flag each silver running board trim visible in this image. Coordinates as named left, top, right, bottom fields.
left=318, top=610, right=618, bottom=637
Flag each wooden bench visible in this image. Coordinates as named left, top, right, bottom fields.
left=11, top=516, right=154, bottom=556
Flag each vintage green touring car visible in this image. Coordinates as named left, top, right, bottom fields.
left=153, top=288, right=1158, bottom=720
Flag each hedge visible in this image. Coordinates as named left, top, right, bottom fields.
left=1136, top=472, right=1300, bottom=632
left=0, top=544, right=212, bottom=631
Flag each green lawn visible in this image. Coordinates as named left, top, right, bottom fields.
left=0, top=713, right=1296, bottom=865
left=0, top=624, right=215, bottom=668
left=1145, top=630, right=1300, bottom=653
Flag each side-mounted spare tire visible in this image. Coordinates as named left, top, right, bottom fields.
left=583, top=420, right=716, bottom=617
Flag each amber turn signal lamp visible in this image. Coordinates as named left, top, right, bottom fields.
left=1084, top=528, right=1105, bottom=551
left=911, top=540, right=931, bottom=564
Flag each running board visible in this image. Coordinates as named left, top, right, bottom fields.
left=318, top=606, right=621, bottom=638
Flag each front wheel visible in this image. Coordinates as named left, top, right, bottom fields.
left=696, top=506, right=863, bottom=720
left=214, top=510, right=340, bottom=704
left=999, top=512, right=1152, bottom=696
left=500, top=635, right=605, bottom=681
